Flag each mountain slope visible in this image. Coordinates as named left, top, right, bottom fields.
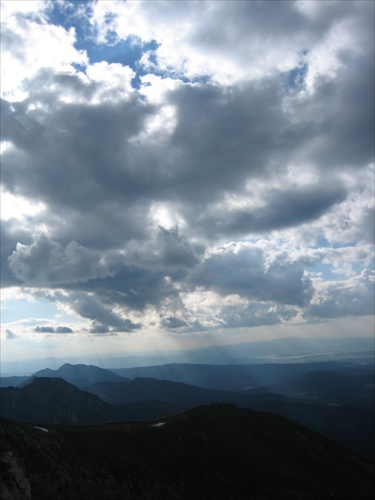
left=2, top=372, right=373, bottom=460
left=1, top=405, right=374, bottom=499
left=85, top=377, right=250, bottom=406
left=0, top=378, right=182, bottom=424
left=244, top=397, right=375, bottom=460
left=113, top=361, right=369, bottom=392
left=30, top=363, right=128, bottom=389
left=272, top=368, right=375, bottom=409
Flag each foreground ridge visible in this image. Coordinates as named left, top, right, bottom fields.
left=1, top=404, right=374, bottom=499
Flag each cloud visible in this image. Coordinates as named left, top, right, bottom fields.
left=199, top=184, right=347, bottom=238
left=1, top=62, right=371, bottom=246
left=55, top=326, right=74, bottom=334
left=1, top=1, right=87, bottom=100
left=192, top=244, right=313, bottom=308
left=34, top=326, right=55, bottom=333
left=160, top=316, right=188, bottom=330
left=307, top=270, right=375, bottom=319
left=4, top=329, right=17, bottom=340
left=0, top=219, right=33, bottom=287
left=217, top=303, right=298, bottom=329
left=34, top=325, right=74, bottom=334
left=91, top=0, right=373, bottom=86
left=69, top=293, right=142, bottom=334
left=0, top=1, right=373, bottom=336
left=9, top=235, right=110, bottom=286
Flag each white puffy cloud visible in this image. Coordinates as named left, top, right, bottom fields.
left=89, top=0, right=373, bottom=89
left=308, top=270, right=375, bottom=319
left=1, top=0, right=88, bottom=100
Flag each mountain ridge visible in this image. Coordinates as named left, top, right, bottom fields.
left=1, top=404, right=374, bottom=499
left=0, top=377, right=183, bottom=425
left=29, top=363, right=128, bottom=389
left=1, top=372, right=373, bottom=460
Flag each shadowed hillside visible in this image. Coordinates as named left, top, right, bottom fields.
left=1, top=370, right=374, bottom=460
left=84, top=377, right=250, bottom=406
left=0, top=378, right=182, bottom=424
left=1, top=405, right=374, bottom=499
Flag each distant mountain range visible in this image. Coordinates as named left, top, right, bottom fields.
left=2, top=360, right=374, bottom=409
left=2, top=335, right=373, bottom=375
left=30, top=362, right=128, bottom=388
left=0, top=377, right=181, bottom=425
left=1, top=404, right=374, bottom=500
left=112, top=361, right=375, bottom=400
left=0, top=359, right=374, bottom=460
left=1, top=334, right=373, bottom=498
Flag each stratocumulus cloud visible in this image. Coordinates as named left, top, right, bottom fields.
left=34, top=326, right=74, bottom=334
left=0, top=0, right=373, bottom=340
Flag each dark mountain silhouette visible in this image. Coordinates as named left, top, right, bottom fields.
left=244, top=397, right=375, bottom=460
left=113, top=362, right=318, bottom=391
left=85, top=377, right=250, bottom=406
left=28, top=362, right=128, bottom=389
left=113, top=361, right=374, bottom=395
left=87, top=376, right=375, bottom=460
left=0, top=378, right=182, bottom=425
left=0, top=376, right=29, bottom=388
left=1, top=373, right=373, bottom=460
left=271, top=368, right=375, bottom=410
left=1, top=405, right=374, bottom=500
left=86, top=374, right=375, bottom=460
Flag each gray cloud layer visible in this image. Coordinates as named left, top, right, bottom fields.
left=1, top=1, right=373, bottom=335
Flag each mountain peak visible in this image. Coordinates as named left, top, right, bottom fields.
left=32, top=363, right=125, bottom=388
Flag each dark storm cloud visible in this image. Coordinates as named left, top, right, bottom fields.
left=200, top=184, right=347, bottom=237
left=33, top=289, right=134, bottom=337
left=68, top=292, right=141, bottom=333
left=1, top=0, right=373, bottom=332
left=192, top=246, right=313, bottom=308
left=118, top=226, right=203, bottom=274
left=75, top=264, right=180, bottom=310
left=165, top=80, right=283, bottom=203
left=1, top=59, right=370, bottom=327
left=1, top=62, right=370, bottom=249
left=157, top=226, right=199, bottom=268
left=286, top=58, right=374, bottom=170
left=1, top=90, right=160, bottom=252
left=1, top=92, right=155, bottom=207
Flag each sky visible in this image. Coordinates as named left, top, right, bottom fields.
left=1, top=0, right=374, bottom=367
